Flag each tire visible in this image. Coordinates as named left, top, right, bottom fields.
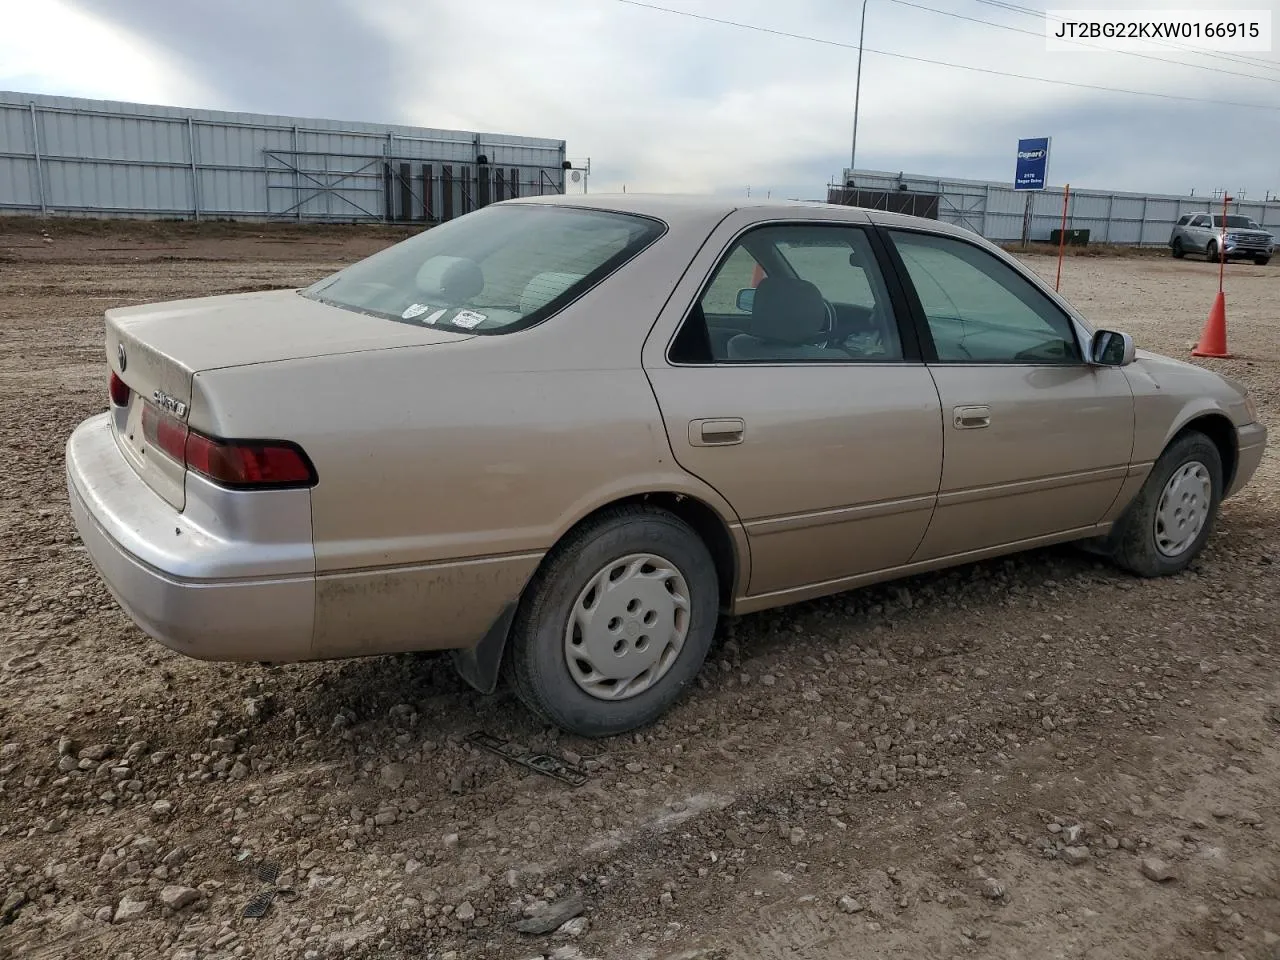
left=1172, top=238, right=1185, bottom=258
left=1108, top=431, right=1223, bottom=578
left=1255, top=256, right=1271, bottom=266
left=1205, top=239, right=1218, bottom=262
left=503, top=506, right=719, bottom=738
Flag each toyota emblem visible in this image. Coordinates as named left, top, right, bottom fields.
left=117, top=342, right=127, bottom=372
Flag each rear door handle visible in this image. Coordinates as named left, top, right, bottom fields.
left=953, top=405, right=990, bottom=429
left=689, top=418, right=745, bottom=446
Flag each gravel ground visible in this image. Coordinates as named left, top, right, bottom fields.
left=0, top=221, right=1277, bottom=960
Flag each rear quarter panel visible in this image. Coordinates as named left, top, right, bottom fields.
left=187, top=209, right=747, bottom=656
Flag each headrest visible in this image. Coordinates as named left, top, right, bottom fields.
left=749, top=277, right=828, bottom=344
left=519, top=272, right=585, bottom=316
left=415, top=256, right=484, bottom=301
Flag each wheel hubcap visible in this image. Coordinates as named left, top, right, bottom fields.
left=1154, top=460, right=1212, bottom=558
left=564, top=553, right=691, bottom=701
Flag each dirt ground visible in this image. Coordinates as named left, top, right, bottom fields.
left=0, top=219, right=1277, bottom=960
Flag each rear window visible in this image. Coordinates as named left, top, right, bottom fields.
left=302, top=204, right=664, bottom=334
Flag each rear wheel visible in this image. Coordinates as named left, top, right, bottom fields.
left=504, top=506, right=719, bottom=738
left=1172, top=238, right=1185, bottom=258
left=1108, top=431, right=1223, bottom=577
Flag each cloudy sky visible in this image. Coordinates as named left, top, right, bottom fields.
left=2, top=0, right=1278, bottom=199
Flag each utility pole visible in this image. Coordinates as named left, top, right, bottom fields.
left=849, top=0, right=870, bottom=177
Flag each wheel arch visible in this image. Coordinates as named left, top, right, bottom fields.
left=451, top=489, right=747, bottom=695
left=1170, top=412, right=1238, bottom=493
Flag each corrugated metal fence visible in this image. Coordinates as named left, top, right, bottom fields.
left=0, top=91, right=569, bottom=222
left=834, top=169, right=1280, bottom=246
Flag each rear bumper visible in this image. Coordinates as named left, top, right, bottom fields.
left=65, top=413, right=316, bottom=661
left=1229, top=421, right=1267, bottom=498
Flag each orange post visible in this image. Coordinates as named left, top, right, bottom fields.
left=1054, top=183, right=1070, bottom=291
left=750, top=262, right=766, bottom=287
left=1217, top=191, right=1229, bottom=293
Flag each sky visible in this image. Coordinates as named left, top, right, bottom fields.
left=1, top=0, right=1278, bottom=200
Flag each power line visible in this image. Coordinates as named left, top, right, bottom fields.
left=886, top=0, right=1280, bottom=84
left=969, top=0, right=1280, bottom=75
left=609, top=0, right=1280, bottom=112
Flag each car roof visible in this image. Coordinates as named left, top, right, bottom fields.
left=505, top=192, right=981, bottom=240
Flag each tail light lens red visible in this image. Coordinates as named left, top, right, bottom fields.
left=141, top=402, right=316, bottom=490
left=109, top=372, right=131, bottom=407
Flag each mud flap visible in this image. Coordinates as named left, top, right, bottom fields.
left=450, top=602, right=517, bottom=695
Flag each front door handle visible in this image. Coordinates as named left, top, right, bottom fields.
left=953, top=405, right=991, bottom=429
left=689, top=418, right=745, bottom=446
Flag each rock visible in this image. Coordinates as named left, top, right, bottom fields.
left=79, top=744, right=112, bottom=762
left=151, top=799, right=174, bottom=821
left=455, top=901, right=476, bottom=923
left=93, top=905, right=113, bottom=923
left=1, top=889, right=27, bottom=923
left=1140, top=858, right=1176, bottom=883
left=838, top=896, right=864, bottom=914
left=515, top=894, right=585, bottom=934
left=441, top=833, right=460, bottom=851
left=1062, top=846, right=1090, bottom=866
left=761, top=674, right=776, bottom=686
left=789, top=827, right=806, bottom=845
left=380, top=763, right=408, bottom=790
left=113, top=895, right=148, bottom=923
left=550, top=948, right=584, bottom=960
left=57, top=756, right=78, bottom=773
left=229, top=761, right=249, bottom=780
left=981, top=877, right=1006, bottom=901
left=1238, top=810, right=1263, bottom=826
left=1041, top=716, right=1056, bottom=732
left=874, top=735, right=893, bottom=753
left=57, top=737, right=77, bottom=756
left=559, top=916, right=589, bottom=937
left=159, top=886, right=200, bottom=911
left=374, top=810, right=396, bottom=826
left=659, top=890, right=675, bottom=908
left=1064, top=824, right=1085, bottom=844
left=209, top=737, right=236, bottom=754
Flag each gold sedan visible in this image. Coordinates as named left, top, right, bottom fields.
left=65, top=195, right=1266, bottom=737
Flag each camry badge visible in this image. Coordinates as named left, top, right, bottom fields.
left=117, top=342, right=127, bottom=373
left=152, top=390, right=188, bottom=418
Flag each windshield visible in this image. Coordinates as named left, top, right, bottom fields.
left=302, top=204, right=664, bottom=334
left=1213, top=215, right=1261, bottom=229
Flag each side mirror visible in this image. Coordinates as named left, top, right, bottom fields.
left=735, top=288, right=756, bottom=313
left=1091, top=329, right=1135, bottom=366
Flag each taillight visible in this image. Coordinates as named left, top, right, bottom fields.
left=141, top=402, right=316, bottom=489
left=141, top=402, right=188, bottom=462
left=109, top=372, right=131, bottom=407
left=185, top=432, right=315, bottom=488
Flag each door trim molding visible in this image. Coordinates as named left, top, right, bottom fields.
left=743, top=492, right=937, bottom=536
left=936, top=464, right=1130, bottom=507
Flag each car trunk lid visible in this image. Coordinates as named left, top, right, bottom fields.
left=105, top=288, right=473, bottom=510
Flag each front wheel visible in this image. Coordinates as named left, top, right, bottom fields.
left=1255, top=256, right=1271, bottom=266
left=504, top=506, right=719, bottom=737
left=1108, top=431, right=1223, bottom=577
left=1205, top=240, right=1218, bottom=262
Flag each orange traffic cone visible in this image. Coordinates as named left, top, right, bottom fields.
left=750, top=263, right=765, bottom=288
left=1191, top=291, right=1230, bottom=358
